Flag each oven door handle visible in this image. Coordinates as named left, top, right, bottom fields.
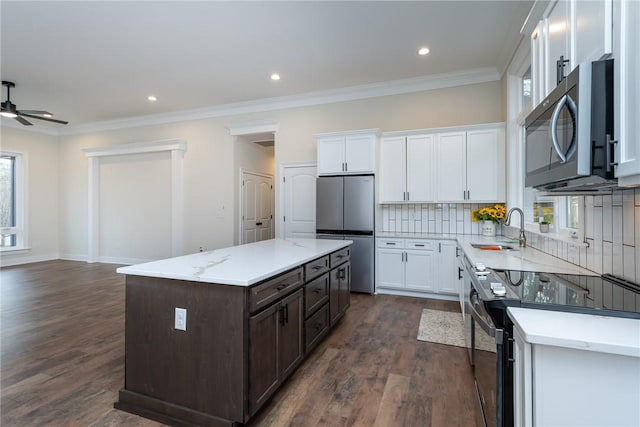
left=470, top=291, right=502, bottom=343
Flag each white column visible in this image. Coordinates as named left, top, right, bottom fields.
left=171, top=149, right=184, bottom=257
left=87, top=157, right=100, bottom=263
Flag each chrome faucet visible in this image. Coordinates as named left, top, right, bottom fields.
left=505, top=207, right=526, bottom=248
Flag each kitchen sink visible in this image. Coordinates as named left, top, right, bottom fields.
left=470, top=243, right=518, bottom=251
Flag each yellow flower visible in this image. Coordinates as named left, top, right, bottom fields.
left=471, top=204, right=506, bottom=223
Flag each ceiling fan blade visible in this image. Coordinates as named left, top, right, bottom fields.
left=15, top=116, right=32, bottom=126
left=19, top=113, right=68, bottom=125
left=17, top=110, right=53, bottom=115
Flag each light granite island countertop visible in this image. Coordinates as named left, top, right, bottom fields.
left=117, top=237, right=352, bottom=285
left=114, top=237, right=354, bottom=426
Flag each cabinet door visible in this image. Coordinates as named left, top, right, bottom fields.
left=404, top=250, right=435, bottom=292
left=436, top=241, right=458, bottom=295
left=613, top=0, right=640, bottom=184
left=573, top=0, right=612, bottom=66
left=513, top=326, right=533, bottom=427
left=531, top=21, right=546, bottom=106
left=317, top=136, right=345, bottom=175
left=339, top=261, right=351, bottom=314
left=379, top=136, right=407, bottom=202
left=545, top=0, right=571, bottom=95
left=436, top=132, right=466, bottom=202
left=466, top=128, right=504, bottom=202
left=279, top=289, right=304, bottom=380
left=377, top=249, right=404, bottom=289
left=248, top=304, right=279, bottom=413
left=329, top=267, right=340, bottom=324
left=406, top=135, right=435, bottom=202
left=345, top=134, right=375, bottom=173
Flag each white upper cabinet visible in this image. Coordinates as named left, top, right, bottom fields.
left=380, top=123, right=504, bottom=204
left=545, top=0, right=571, bottom=95
left=379, top=134, right=435, bottom=203
left=613, top=0, right=640, bottom=184
left=316, top=130, right=377, bottom=176
left=573, top=0, right=613, bottom=66
left=436, top=126, right=505, bottom=203
left=436, top=132, right=467, bottom=202
left=466, top=129, right=505, bottom=202
left=379, top=136, right=407, bottom=202
left=530, top=0, right=613, bottom=103
left=406, top=135, right=435, bottom=202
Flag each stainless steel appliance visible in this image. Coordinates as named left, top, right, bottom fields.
left=465, top=263, right=640, bottom=427
left=525, top=58, right=616, bottom=193
left=316, top=175, right=375, bottom=294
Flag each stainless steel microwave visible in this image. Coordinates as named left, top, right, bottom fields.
left=524, top=59, right=616, bottom=193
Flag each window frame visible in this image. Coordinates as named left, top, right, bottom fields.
left=508, top=36, right=584, bottom=244
left=0, top=150, right=28, bottom=252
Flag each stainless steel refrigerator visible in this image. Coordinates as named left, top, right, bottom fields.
left=316, top=175, right=375, bottom=294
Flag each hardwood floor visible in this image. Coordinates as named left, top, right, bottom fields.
left=1, top=260, right=477, bottom=426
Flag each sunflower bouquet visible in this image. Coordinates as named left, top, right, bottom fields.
left=471, top=204, right=506, bottom=223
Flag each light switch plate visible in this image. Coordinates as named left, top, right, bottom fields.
left=175, top=307, right=187, bottom=331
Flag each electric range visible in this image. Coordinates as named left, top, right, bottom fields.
left=466, top=269, right=640, bottom=427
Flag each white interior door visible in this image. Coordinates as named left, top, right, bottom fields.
left=281, top=164, right=317, bottom=238
left=242, top=171, right=273, bottom=244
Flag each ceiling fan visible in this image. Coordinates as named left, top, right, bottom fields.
left=1, top=81, right=68, bottom=126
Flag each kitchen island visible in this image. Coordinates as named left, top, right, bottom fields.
left=114, top=238, right=352, bottom=426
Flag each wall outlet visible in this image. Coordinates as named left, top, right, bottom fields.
left=175, top=307, right=187, bottom=331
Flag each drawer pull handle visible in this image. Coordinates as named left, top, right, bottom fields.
left=312, top=322, right=323, bottom=330
left=276, top=284, right=288, bottom=291
left=312, top=265, right=323, bottom=271
left=336, top=255, right=343, bottom=259
left=386, top=242, right=396, bottom=245
left=415, top=244, right=425, bottom=247
left=313, top=287, right=322, bottom=293
left=256, top=222, right=263, bottom=226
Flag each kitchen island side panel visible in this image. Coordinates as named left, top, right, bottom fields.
left=123, top=275, right=247, bottom=422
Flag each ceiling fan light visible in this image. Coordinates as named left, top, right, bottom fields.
left=43, top=113, right=53, bottom=118
left=0, top=111, right=18, bottom=118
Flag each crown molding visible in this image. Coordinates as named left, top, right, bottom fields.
left=0, top=119, right=62, bottom=136
left=51, top=67, right=501, bottom=136
left=227, top=120, right=279, bottom=136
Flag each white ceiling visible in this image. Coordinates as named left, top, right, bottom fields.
left=1, top=1, right=532, bottom=132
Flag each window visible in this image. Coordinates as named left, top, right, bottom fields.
left=521, top=66, right=532, bottom=109
left=0, top=152, right=26, bottom=251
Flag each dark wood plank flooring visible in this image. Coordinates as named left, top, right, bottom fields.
left=1, top=260, right=477, bottom=426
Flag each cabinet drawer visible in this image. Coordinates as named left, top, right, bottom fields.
left=304, top=273, right=329, bottom=317
left=304, top=256, right=329, bottom=281
left=406, top=240, right=435, bottom=250
left=250, top=268, right=303, bottom=313
left=330, top=247, right=350, bottom=267
left=377, top=238, right=405, bottom=249
left=305, top=303, right=329, bottom=353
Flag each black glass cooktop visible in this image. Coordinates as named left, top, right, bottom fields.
left=492, top=270, right=640, bottom=319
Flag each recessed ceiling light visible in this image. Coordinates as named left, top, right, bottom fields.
left=147, top=95, right=157, bottom=102
left=270, top=73, right=281, bottom=81
left=418, top=47, right=430, bottom=56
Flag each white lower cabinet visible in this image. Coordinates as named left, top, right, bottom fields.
left=376, top=238, right=457, bottom=297
left=511, top=308, right=640, bottom=427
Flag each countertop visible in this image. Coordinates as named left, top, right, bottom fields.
left=116, top=238, right=351, bottom=286
left=508, top=307, right=640, bottom=358
left=377, top=232, right=595, bottom=275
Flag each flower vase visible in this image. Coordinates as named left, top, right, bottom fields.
left=480, top=220, right=497, bottom=237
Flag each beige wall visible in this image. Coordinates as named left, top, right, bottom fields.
left=0, top=126, right=60, bottom=265
left=6, top=80, right=504, bottom=263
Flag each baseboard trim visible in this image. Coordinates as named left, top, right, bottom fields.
left=375, top=287, right=457, bottom=301
left=0, top=253, right=59, bottom=267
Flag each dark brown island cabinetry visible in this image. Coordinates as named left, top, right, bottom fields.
left=115, top=246, right=351, bottom=427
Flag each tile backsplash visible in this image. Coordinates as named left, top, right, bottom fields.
left=380, top=203, right=502, bottom=235
left=380, top=187, right=640, bottom=283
